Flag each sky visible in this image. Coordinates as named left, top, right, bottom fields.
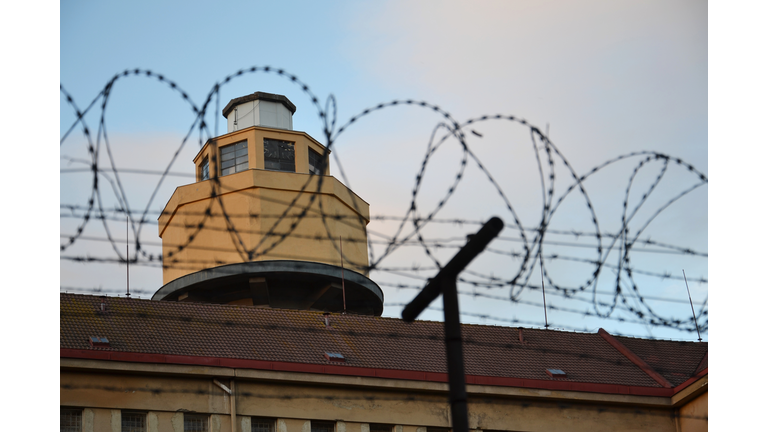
left=55, top=0, right=713, bottom=342
left=2, top=0, right=766, bottom=428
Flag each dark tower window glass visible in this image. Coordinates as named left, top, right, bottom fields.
left=200, top=156, right=209, bottom=180
left=308, top=148, right=324, bottom=175
left=221, top=141, right=249, bottom=176
left=264, top=139, right=295, bottom=172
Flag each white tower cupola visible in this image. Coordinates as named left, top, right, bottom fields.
left=222, top=91, right=296, bottom=132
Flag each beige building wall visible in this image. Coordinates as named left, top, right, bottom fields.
left=61, top=361, right=693, bottom=432
left=677, top=392, right=707, bottom=432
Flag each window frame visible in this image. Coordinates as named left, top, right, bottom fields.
left=369, top=424, right=394, bottom=432
left=310, top=420, right=336, bottom=432
left=263, top=138, right=296, bottom=173
left=60, top=407, right=83, bottom=432
left=251, top=417, right=276, bottom=432
left=121, top=411, right=147, bottom=432
left=200, top=156, right=210, bottom=181
left=220, top=140, right=249, bottom=177
left=308, top=147, right=325, bottom=175
left=183, top=413, right=209, bottom=432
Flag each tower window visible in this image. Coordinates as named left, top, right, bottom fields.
left=308, top=148, right=325, bottom=175
left=221, top=141, right=249, bottom=176
left=200, top=156, right=209, bottom=180
left=264, top=139, right=295, bottom=172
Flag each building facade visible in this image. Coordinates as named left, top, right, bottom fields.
left=61, top=92, right=707, bottom=432
left=60, top=294, right=707, bottom=432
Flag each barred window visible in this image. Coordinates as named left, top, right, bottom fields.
left=201, top=156, right=209, bottom=180
left=184, top=414, right=208, bottom=432
left=311, top=421, right=335, bottom=432
left=308, top=147, right=324, bottom=175
left=221, top=141, right=249, bottom=176
left=264, top=139, right=295, bottom=172
left=60, top=408, right=82, bottom=432
left=121, top=412, right=146, bottom=432
left=251, top=417, right=276, bottom=432
left=369, top=425, right=392, bottom=432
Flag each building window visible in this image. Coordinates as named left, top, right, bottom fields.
left=184, top=414, right=208, bottom=432
left=121, top=412, right=146, bottom=432
left=201, top=156, right=209, bottom=180
left=60, top=408, right=82, bottom=432
left=308, top=147, right=325, bottom=175
left=264, top=139, right=295, bottom=172
left=311, top=421, right=335, bottom=432
left=221, top=141, right=249, bottom=176
left=251, top=417, right=276, bottom=432
left=369, top=425, right=392, bottom=432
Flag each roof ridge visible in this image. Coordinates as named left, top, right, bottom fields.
left=611, top=331, right=707, bottom=343
left=58, top=294, right=593, bottom=333
left=598, top=328, right=673, bottom=388
left=693, top=352, right=708, bottom=375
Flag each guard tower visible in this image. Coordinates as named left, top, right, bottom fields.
left=155, top=92, right=382, bottom=315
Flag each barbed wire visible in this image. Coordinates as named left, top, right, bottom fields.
left=59, top=229, right=707, bottom=279
left=62, top=280, right=707, bottom=308
left=58, top=283, right=707, bottom=334
left=59, top=207, right=708, bottom=258
left=60, top=229, right=707, bottom=335
left=60, top=66, right=707, bottom=338
left=59, top=243, right=708, bottom=333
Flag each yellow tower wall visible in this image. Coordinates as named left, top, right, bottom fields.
left=159, top=127, right=369, bottom=285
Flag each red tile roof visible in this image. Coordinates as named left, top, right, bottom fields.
left=611, top=333, right=708, bottom=387
left=60, top=293, right=706, bottom=391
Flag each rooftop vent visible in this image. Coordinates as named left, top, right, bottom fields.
left=324, top=352, right=345, bottom=362
left=546, top=368, right=567, bottom=378
left=323, top=313, right=331, bottom=328
left=89, top=336, right=110, bottom=348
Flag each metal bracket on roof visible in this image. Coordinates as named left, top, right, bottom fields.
left=213, top=379, right=232, bottom=395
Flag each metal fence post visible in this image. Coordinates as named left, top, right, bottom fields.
left=402, top=217, right=504, bottom=432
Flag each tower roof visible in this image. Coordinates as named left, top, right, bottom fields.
left=222, top=91, right=297, bottom=118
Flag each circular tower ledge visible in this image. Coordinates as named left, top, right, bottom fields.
left=152, top=260, right=383, bottom=316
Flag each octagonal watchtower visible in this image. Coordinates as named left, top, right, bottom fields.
left=155, top=92, right=382, bottom=315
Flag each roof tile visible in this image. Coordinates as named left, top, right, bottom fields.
left=60, top=293, right=706, bottom=389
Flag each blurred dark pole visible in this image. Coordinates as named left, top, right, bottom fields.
left=401, top=217, right=504, bottom=432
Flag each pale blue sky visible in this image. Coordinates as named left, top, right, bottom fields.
left=55, top=0, right=715, bottom=342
